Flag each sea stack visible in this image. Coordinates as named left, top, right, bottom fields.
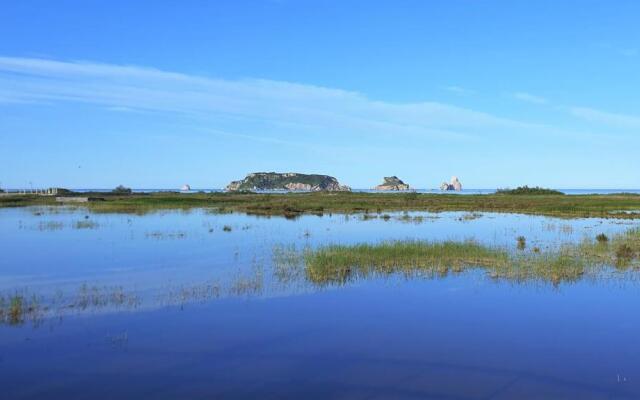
left=440, top=176, right=462, bottom=191
left=374, top=176, right=411, bottom=191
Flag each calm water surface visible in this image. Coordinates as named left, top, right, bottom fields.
left=1, top=207, right=640, bottom=399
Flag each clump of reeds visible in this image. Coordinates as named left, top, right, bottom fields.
left=517, top=236, right=527, bottom=250
left=0, top=293, right=42, bottom=326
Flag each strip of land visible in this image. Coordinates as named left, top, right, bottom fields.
left=2, top=191, right=640, bottom=218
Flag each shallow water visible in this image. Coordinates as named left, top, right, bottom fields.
left=1, top=207, right=640, bottom=399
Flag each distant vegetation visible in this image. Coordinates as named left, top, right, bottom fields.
left=112, top=185, right=132, bottom=194
left=2, top=191, right=640, bottom=219
left=52, top=187, right=73, bottom=195
left=496, top=186, right=564, bottom=195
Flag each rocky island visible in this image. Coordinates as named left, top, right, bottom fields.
left=374, top=176, right=411, bottom=191
left=225, top=172, right=351, bottom=192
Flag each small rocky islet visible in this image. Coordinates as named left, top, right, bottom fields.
left=440, top=176, right=463, bottom=191
left=373, top=176, right=411, bottom=191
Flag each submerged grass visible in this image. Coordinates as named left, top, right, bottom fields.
left=0, top=294, right=41, bottom=325
left=0, top=286, right=140, bottom=326
left=303, top=228, right=640, bottom=286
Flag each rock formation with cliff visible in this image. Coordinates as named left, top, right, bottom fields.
left=374, top=176, right=411, bottom=191
left=225, top=172, right=351, bottom=192
left=440, top=176, right=462, bottom=191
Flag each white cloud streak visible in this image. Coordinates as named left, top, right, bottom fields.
left=0, top=56, right=538, bottom=144
left=512, top=92, right=547, bottom=105
left=2, top=56, right=635, bottom=149
left=444, top=86, right=475, bottom=96
left=568, top=106, right=640, bottom=129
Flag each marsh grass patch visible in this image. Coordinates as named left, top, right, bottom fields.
left=301, top=228, right=640, bottom=287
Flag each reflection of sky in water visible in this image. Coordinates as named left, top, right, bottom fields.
left=1, top=207, right=639, bottom=295
left=2, top=208, right=640, bottom=398
left=2, top=274, right=640, bottom=398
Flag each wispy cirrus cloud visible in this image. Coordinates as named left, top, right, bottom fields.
left=568, top=106, right=640, bottom=129
left=619, top=48, right=638, bottom=57
left=512, top=92, right=548, bottom=105
left=444, top=86, right=475, bottom=96
left=595, top=42, right=638, bottom=58
left=0, top=56, right=542, bottom=145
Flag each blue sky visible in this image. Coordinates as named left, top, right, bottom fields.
left=1, top=1, right=639, bottom=189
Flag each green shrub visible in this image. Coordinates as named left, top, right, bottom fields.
left=112, top=185, right=132, bottom=194
left=496, top=186, right=563, bottom=195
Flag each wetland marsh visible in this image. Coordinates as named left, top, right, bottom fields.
left=2, top=205, right=640, bottom=398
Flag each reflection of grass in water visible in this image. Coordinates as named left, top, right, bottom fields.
left=145, top=231, right=187, bottom=239
left=229, top=267, right=264, bottom=296
left=459, top=212, right=483, bottom=221
left=303, top=228, right=640, bottom=286
left=73, top=284, right=140, bottom=310
left=560, top=224, right=574, bottom=234
left=73, top=220, right=99, bottom=229
left=37, top=221, right=64, bottom=231
left=397, top=213, right=426, bottom=224
left=165, top=281, right=221, bottom=306
left=273, top=245, right=306, bottom=284
left=204, top=207, right=233, bottom=215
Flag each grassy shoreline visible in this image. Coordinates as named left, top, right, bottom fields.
left=2, top=191, right=640, bottom=218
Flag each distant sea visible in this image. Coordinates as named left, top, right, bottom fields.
left=52, top=188, right=640, bottom=195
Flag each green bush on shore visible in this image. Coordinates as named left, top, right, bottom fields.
left=496, top=186, right=564, bottom=195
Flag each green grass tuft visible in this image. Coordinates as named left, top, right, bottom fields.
left=302, top=228, right=640, bottom=287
